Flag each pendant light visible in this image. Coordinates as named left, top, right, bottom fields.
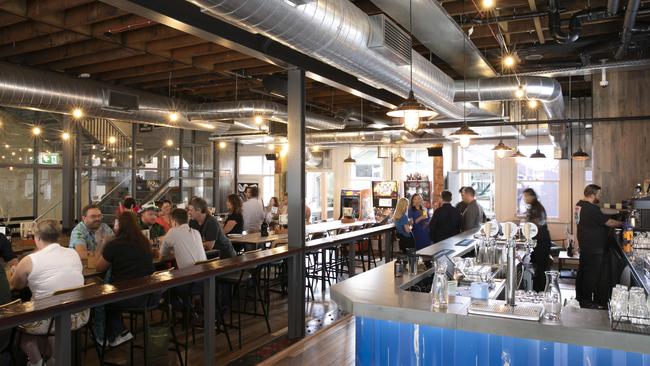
left=492, top=122, right=512, bottom=159
left=386, top=0, right=437, bottom=130
left=572, top=92, right=590, bottom=161
left=344, top=145, right=356, bottom=165
left=393, top=146, right=407, bottom=164
left=448, top=6, right=479, bottom=148
left=530, top=111, right=546, bottom=159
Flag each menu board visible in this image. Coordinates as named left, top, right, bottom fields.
left=372, top=181, right=398, bottom=208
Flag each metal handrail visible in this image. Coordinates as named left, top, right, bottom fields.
left=34, top=200, right=62, bottom=222
left=95, top=175, right=132, bottom=208
left=140, top=176, right=178, bottom=204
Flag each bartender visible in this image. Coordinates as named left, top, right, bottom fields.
left=522, top=188, right=551, bottom=292
left=575, top=184, right=623, bottom=308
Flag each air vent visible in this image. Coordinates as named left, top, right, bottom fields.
left=367, top=14, right=411, bottom=66
left=105, top=90, right=139, bottom=111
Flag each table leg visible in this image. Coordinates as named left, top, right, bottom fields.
left=54, top=312, right=71, bottom=366
left=348, top=242, right=356, bottom=277
left=321, top=249, right=327, bottom=293
left=382, top=231, right=392, bottom=263
left=203, top=277, right=215, bottom=366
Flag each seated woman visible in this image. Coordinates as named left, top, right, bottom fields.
left=155, top=199, right=173, bottom=233
left=10, top=219, right=88, bottom=366
left=265, top=196, right=280, bottom=223
left=223, top=194, right=244, bottom=235
left=96, top=211, right=157, bottom=347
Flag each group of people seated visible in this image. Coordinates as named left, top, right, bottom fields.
left=1, top=194, right=239, bottom=366
left=393, top=186, right=487, bottom=252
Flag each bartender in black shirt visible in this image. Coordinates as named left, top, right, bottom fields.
left=575, top=184, right=623, bottom=308
left=522, top=188, right=551, bottom=292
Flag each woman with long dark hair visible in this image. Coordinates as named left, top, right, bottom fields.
left=96, top=211, right=156, bottom=346
left=223, top=194, right=244, bottom=235
left=408, top=194, right=430, bottom=250
left=522, top=188, right=552, bottom=292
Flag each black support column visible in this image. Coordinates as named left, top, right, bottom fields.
left=212, top=142, right=220, bottom=210
left=62, top=117, right=75, bottom=230
left=286, top=67, right=306, bottom=340
left=130, top=123, right=137, bottom=197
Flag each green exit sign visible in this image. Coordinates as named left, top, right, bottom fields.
left=38, top=153, right=60, bottom=165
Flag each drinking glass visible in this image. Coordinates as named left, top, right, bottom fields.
left=542, top=271, right=562, bottom=321
left=431, top=259, right=448, bottom=309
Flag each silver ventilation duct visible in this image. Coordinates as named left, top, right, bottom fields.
left=0, top=62, right=344, bottom=131
left=189, top=0, right=494, bottom=120
left=454, top=76, right=565, bottom=120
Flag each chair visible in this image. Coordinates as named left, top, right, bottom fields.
left=0, top=299, right=20, bottom=365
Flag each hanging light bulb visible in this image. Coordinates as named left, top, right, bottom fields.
left=32, top=127, right=41, bottom=136
left=108, top=136, right=116, bottom=144
left=168, top=111, right=179, bottom=122
left=571, top=148, right=589, bottom=161
left=502, top=54, right=516, bottom=68
left=343, top=145, right=356, bottom=165
left=71, top=108, right=83, bottom=119
left=514, top=84, right=525, bottom=99
left=218, top=141, right=227, bottom=149
left=449, top=125, right=479, bottom=149
left=254, top=115, right=264, bottom=125
left=403, top=109, right=422, bottom=131
left=61, top=132, right=70, bottom=140
left=482, top=0, right=495, bottom=9
left=527, top=99, right=538, bottom=109
left=530, top=149, right=546, bottom=158
left=166, top=139, right=174, bottom=147
left=493, top=140, right=512, bottom=158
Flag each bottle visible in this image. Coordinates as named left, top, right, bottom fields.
left=260, top=219, right=269, bottom=237
left=394, top=257, right=404, bottom=277
left=542, top=270, right=562, bottom=320
left=567, top=239, right=574, bottom=257
left=431, top=259, right=448, bottom=309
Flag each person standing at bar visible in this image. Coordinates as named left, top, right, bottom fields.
left=393, top=198, right=414, bottom=253
left=429, top=190, right=462, bottom=243
left=575, top=184, right=623, bottom=308
left=522, top=188, right=552, bottom=292
left=408, top=194, right=430, bottom=250
left=460, top=187, right=485, bottom=231
left=241, top=186, right=265, bottom=233
left=456, top=187, right=468, bottom=214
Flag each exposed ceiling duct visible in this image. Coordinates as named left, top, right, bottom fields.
left=188, top=0, right=496, bottom=120
left=549, top=0, right=582, bottom=43
left=454, top=76, right=565, bottom=120
left=0, top=62, right=344, bottom=131
left=615, top=0, right=643, bottom=59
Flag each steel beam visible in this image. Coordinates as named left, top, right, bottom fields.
left=101, top=0, right=402, bottom=109
left=286, top=68, right=306, bottom=340
left=62, top=117, right=75, bottom=230
left=54, top=312, right=72, bottom=366
left=213, top=142, right=220, bottom=210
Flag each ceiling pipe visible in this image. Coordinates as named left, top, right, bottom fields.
left=189, top=0, right=496, bottom=120
left=0, top=62, right=344, bottom=131
left=549, top=0, right=582, bottom=43
left=615, top=0, right=643, bottom=59
left=608, top=0, right=621, bottom=15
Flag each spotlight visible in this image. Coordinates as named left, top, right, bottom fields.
left=218, top=141, right=227, bottom=149
left=32, top=127, right=41, bottom=136
left=62, top=132, right=70, bottom=140
left=166, top=139, right=174, bottom=147
left=169, top=112, right=179, bottom=122
left=482, top=0, right=495, bottom=8
left=527, top=99, right=538, bottom=109
left=72, top=108, right=83, bottom=119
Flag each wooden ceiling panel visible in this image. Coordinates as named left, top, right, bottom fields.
left=0, top=31, right=87, bottom=58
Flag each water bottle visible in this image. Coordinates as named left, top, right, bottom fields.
left=394, top=257, right=404, bottom=277
left=431, top=259, right=448, bottom=309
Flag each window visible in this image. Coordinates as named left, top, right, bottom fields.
left=458, top=145, right=495, bottom=217
left=516, top=145, right=560, bottom=218
left=238, top=155, right=275, bottom=203
left=306, top=172, right=322, bottom=214
left=402, top=148, right=432, bottom=180
left=351, top=148, right=382, bottom=179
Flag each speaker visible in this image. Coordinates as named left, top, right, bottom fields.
left=427, top=146, right=443, bottom=157
left=265, top=153, right=278, bottom=160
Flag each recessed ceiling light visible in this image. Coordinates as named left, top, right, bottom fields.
left=78, top=73, right=91, bottom=78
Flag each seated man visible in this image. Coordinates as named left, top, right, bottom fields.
left=139, top=202, right=166, bottom=242
left=70, top=204, right=114, bottom=259
left=161, top=209, right=207, bottom=269
left=11, top=219, right=88, bottom=366
left=188, top=196, right=236, bottom=258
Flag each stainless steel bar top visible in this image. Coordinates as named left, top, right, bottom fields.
left=331, top=230, right=650, bottom=355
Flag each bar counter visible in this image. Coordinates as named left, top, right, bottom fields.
left=331, top=230, right=650, bottom=365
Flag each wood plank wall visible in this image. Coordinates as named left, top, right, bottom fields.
left=592, top=69, right=650, bottom=204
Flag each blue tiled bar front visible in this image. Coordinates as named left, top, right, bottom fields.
left=356, top=316, right=650, bottom=366
left=331, top=230, right=650, bottom=366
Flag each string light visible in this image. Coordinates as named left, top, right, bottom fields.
left=169, top=112, right=179, bottom=122
left=527, top=99, right=538, bottom=109
left=32, top=127, right=41, bottom=136
left=166, top=139, right=174, bottom=147
left=71, top=108, right=83, bottom=119
left=62, top=132, right=70, bottom=140
left=108, top=136, right=116, bottom=144
left=254, top=116, right=264, bottom=125
left=8, top=167, right=13, bottom=171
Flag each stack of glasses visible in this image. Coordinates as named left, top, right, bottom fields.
left=610, top=285, right=650, bottom=325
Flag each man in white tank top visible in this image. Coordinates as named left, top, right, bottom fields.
left=11, top=219, right=86, bottom=366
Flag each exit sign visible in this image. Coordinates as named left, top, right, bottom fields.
left=38, top=153, right=60, bottom=165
